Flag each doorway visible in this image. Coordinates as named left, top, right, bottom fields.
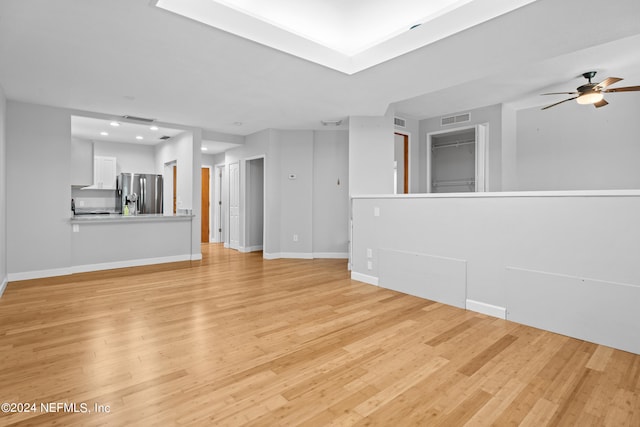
left=163, top=161, right=177, bottom=215
left=245, top=157, right=264, bottom=252
left=394, top=132, right=409, bottom=194
left=201, top=167, right=211, bottom=243
left=426, top=124, right=487, bottom=193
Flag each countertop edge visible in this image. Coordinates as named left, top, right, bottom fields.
left=70, top=214, right=194, bottom=224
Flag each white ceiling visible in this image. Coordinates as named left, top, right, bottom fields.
left=71, top=116, right=183, bottom=145
left=1, top=0, right=640, bottom=138
left=71, top=116, right=240, bottom=154
left=155, top=0, right=538, bottom=74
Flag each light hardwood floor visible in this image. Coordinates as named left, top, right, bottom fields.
left=0, top=244, right=638, bottom=426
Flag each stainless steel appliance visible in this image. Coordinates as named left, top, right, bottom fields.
left=116, top=173, right=163, bottom=214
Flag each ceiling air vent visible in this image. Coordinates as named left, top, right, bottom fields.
left=122, top=115, right=156, bottom=123
left=394, top=116, right=406, bottom=128
left=441, top=112, right=471, bottom=126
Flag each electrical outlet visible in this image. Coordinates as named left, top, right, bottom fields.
left=374, top=207, right=380, bottom=217
left=366, top=248, right=373, bottom=258
left=72, top=224, right=80, bottom=233
left=293, top=234, right=298, bottom=242
left=367, top=261, right=373, bottom=270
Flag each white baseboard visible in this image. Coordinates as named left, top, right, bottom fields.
left=263, top=252, right=347, bottom=260
left=223, top=242, right=230, bottom=249
left=8, top=267, right=72, bottom=282
left=240, top=245, right=264, bottom=253
left=191, top=253, right=202, bottom=261
left=264, top=252, right=314, bottom=260
left=71, top=254, right=193, bottom=274
left=466, top=299, right=507, bottom=319
left=351, top=272, right=379, bottom=286
left=313, top=252, right=349, bottom=259
left=0, top=276, right=8, bottom=297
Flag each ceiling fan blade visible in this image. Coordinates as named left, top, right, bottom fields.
left=541, top=96, right=578, bottom=110
left=603, top=85, right=640, bottom=93
left=541, top=92, right=578, bottom=96
left=594, top=77, right=622, bottom=90
left=594, top=99, right=608, bottom=108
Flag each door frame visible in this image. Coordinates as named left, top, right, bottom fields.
left=228, top=161, right=240, bottom=250
left=201, top=165, right=213, bottom=243
left=243, top=155, right=266, bottom=253
left=394, top=131, right=411, bottom=194
left=213, top=163, right=225, bottom=244
left=426, top=123, right=488, bottom=193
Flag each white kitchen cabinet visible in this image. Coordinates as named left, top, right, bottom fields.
left=93, top=156, right=117, bottom=189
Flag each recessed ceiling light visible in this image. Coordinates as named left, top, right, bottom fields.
left=110, top=121, right=120, bottom=127
left=136, top=136, right=144, bottom=140
left=100, top=131, right=109, bottom=136
left=150, top=125, right=159, bottom=131
left=201, top=147, right=208, bottom=151
left=233, top=121, right=243, bottom=126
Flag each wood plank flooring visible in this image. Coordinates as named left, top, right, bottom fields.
left=0, top=244, right=638, bottom=426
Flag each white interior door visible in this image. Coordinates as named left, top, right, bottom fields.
left=229, top=162, right=240, bottom=250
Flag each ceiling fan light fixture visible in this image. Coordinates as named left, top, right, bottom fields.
left=576, top=90, right=604, bottom=105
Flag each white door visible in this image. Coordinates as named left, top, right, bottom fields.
left=229, top=162, right=240, bottom=250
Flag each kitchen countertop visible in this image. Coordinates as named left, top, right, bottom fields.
left=70, top=213, right=194, bottom=224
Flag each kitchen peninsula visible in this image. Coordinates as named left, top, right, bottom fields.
left=70, top=213, right=195, bottom=273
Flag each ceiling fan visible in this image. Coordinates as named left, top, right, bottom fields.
left=541, top=71, right=640, bottom=110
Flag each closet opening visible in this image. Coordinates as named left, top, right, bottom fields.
left=426, top=124, right=487, bottom=193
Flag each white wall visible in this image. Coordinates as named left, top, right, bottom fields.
left=153, top=130, right=202, bottom=258
left=501, top=104, right=518, bottom=191
left=275, top=130, right=314, bottom=256
left=515, top=95, right=640, bottom=190
left=351, top=192, right=640, bottom=354
left=349, top=116, right=394, bottom=195
left=313, top=130, right=349, bottom=256
left=94, top=140, right=157, bottom=175
left=224, top=128, right=350, bottom=258
left=0, top=86, right=7, bottom=294
left=419, top=104, right=502, bottom=192
left=6, top=101, right=72, bottom=277
left=155, top=132, right=195, bottom=210
left=225, top=129, right=272, bottom=252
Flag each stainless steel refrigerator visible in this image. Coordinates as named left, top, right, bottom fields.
left=116, top=173, right=163, bottom=214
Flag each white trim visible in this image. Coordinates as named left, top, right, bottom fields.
left=351, top=272, right=379, bottom=286
left=466, top=299, right=507, bottom=319
left=71, top=254, right=193, bottom=274
left=313, top=252, right=349, bottom=259
left=224, top=242, right=230, bottom=249
left=0, top=276, right=8, bottom=297
left=8, top=267, right=73, bottom=282
left=240, top=245, right=264, bottom=253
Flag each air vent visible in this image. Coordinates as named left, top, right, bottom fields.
left=122, top=115, right=156, bottom=123
left=394, top=116, right=406, bottom=128
left=159, top=135, right=171, bottom=140
left=441, top=113, right=471, bottom=126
